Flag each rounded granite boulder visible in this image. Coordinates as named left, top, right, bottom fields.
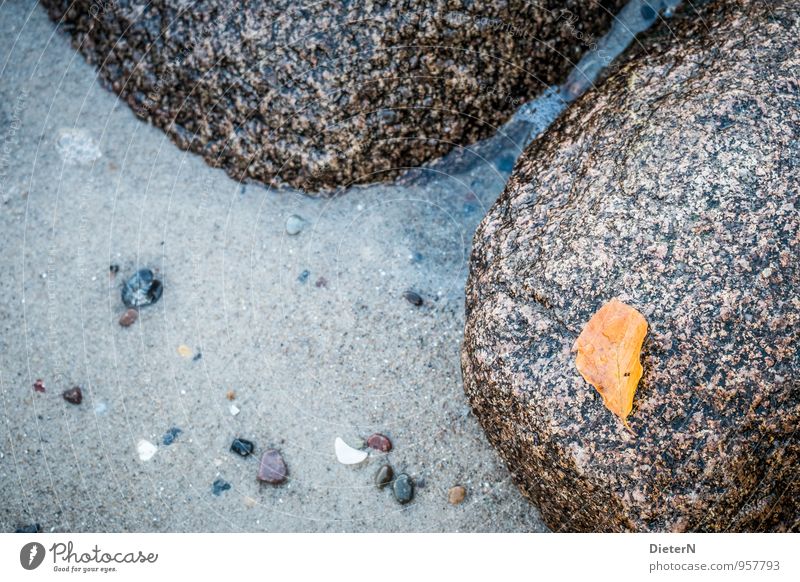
left=41, top=0, right=628, bottom=193
left=462, top=0, right=799, bottom=532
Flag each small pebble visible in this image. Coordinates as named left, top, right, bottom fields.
left=177, top=344, right=193, bottom=358
left=315, top=277, right=328, bottom=288
left=230, top=404, right=240, bottom=416
left=298, top=270, right=310, bottom=283
left=403, top=290, right=423, bottom=306
left=212, top=478, right=231, bottom=496
left=367, top=433, right=392, bottom=453
left=33, top=379, right=46, bottom=393
left=14, top=524, right=41, bottom=533
left=448, top=485, right=467, bottom=505
left=162, top=427, right=182, bottom=446
left=285, top=214, right=305, bottom=235
left=121, top=268, right=163, bottom=308
left=62, top=386, right=83, bottom=405
left=136, top=439, right=157, bottom=461
left=109, top=264, right=120, bottom=275
left=226, top=390, right=236, bottom=400
left=335, top=437, right=368, bottom=465
left=193, top=351, right=202, bottom=361
left=375, top=465, right=394, bottom=489
left=393, top=473, right=414, bottom=504
left=257, top=449, right=288, bottom=484
left=119, top=308, right=138, bottom=327
left=230, top=438, right=255, bottom=457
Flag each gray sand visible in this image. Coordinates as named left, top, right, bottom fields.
left=0, top=0, right=670, bottom=532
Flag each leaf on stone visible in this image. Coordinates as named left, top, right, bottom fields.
left=573, top=299, right=648, bottom=429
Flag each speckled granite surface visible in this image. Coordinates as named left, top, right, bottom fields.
left=462, top=0, right=799, bottom=532
left=40, top=0, right=626, bottom=193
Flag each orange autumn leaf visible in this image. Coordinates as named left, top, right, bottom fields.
left=573, top=299, right=648, bottom=428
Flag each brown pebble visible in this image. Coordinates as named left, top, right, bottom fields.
left=119, top=308, right=138, bottom=327
left=367, top=433, right=392, bottom=453
left=257, top=449, right=288, bottom=484
left=375, top=465, right=394, bottom=489
left=62, top=386, right=83, bottom=405
left=226, top=390, right=236, bottom=400
left=33, top=379, right=46, bottom=393
left=448, top=485, right=467, bottom=505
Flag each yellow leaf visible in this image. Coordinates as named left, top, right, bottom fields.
left=573, top=299, right=648, bottom=429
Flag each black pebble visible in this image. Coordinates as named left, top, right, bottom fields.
left=403, top=290, right=423, bottom=306
left=393, top=473, right=414, bottom=504
left=212, top=479, right=231, bottom=496
left=193, top=352, right=202, bottom=361
left=15, top=524, right=41, bottom=533
left=375, top=465, right=394, bottom=489
left=230, top=438, right=255, bottom=457
left=162, top=427, right=182, bottom=446
left=62, top=386, right=83, bottom=405
left=109, top=264, right=119, bottom=275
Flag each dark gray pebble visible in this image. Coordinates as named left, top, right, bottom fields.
left=230, top=438, right=255, bottom=457
left=14, top=523, right=41, bottom=533
left=162, top=427, right=182, bottom=446
left=393, top=473, right=414, bottom=504
left=298, top=270, right=310, bottom=283
left=375, top=465, right=394, bottom=489
left=121, top=268, right=163, bottom=308
left=212, top=478, right=231, bottom=496
left=62, top=386, right=82, bottom=405
left=403, top=290, right=423, bottom=306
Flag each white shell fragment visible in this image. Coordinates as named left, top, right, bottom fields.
left=334, top=437, right=368, bottom=465
left=229, top=404, right=240, bottom=416
left=137, top=439, right=157, bottom=462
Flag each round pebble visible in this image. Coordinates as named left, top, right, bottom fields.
left=121, top=268, right=163, bottom=308
left=367, top=433, right=392, bottom=453
left=257, top=449, right=288, bottom=484
left=375, top=465, right=394, bottom=489
left=62, top=386, right=82, bottom=405
left=403, top=290, right=423, bottom=306
left=393, top=473, right=414, bottom=504
left=230, top=438, right=255, bottom=457
left=285, top=214, right=305, bottom=235
left=448, top=485, right=467, bottom=505
left=119, top=308, right=138, bottom=327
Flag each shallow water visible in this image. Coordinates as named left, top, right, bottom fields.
left=0, top=0, right=678, bottom=532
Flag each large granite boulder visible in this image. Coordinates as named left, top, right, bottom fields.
left=42, top=0, right=627, bottom=193
left=462, top=0, right=799, bottom=532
